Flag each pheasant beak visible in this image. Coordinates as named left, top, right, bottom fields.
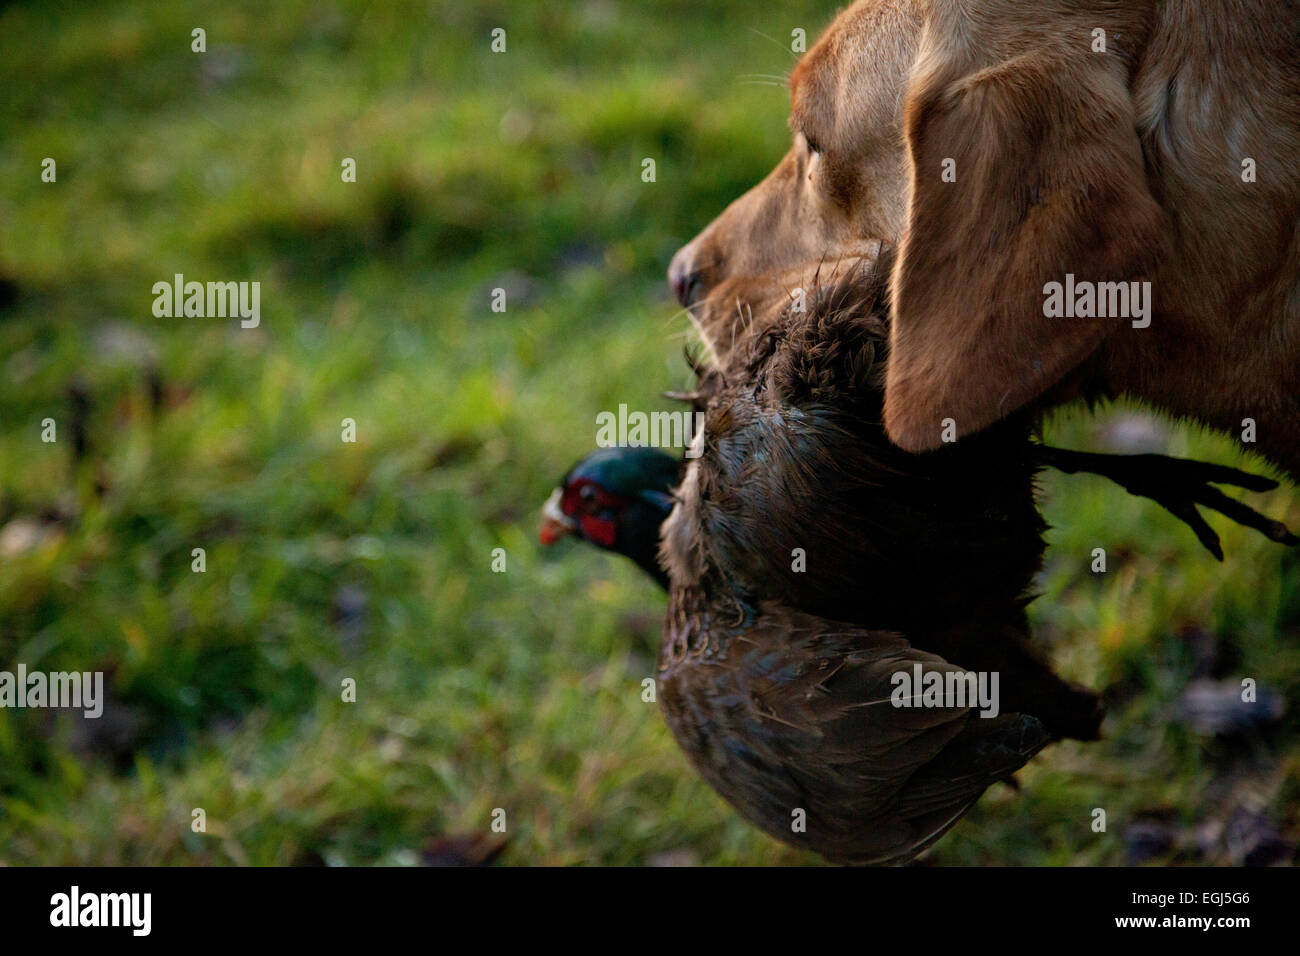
left=539, top=487, right=578, bottom=545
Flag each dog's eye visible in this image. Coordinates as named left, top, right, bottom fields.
left=803, top=132, right=823, bottom=155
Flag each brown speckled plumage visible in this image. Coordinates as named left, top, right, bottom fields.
left=656, top=250, right=1099, bottom=863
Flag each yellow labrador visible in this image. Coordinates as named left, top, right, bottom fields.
left=669, top=0, right=1300, bottom=476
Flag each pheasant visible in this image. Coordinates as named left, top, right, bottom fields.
left=540, top=248, right=1295, bottom=863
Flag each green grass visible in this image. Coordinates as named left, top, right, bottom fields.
left=1, top=0, right=1297, bottom=865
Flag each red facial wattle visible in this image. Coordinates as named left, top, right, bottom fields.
left=578, top=512, right=618, bottom=547
left=560, top=478, right=628, bottom=549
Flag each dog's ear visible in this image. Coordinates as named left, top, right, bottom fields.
left=885, top=36, right=1164, bottom=452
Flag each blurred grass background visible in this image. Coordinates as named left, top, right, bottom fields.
left=0, top=0, right=1297, bottom=865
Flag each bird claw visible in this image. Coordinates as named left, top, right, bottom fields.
left=1036, top=446, right=1299, bottom=561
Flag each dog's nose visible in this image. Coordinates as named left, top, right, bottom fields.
left=668, top=246, right=700, bottom=306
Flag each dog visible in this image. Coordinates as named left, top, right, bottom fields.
left=668, top=0, right=1300, bottom=476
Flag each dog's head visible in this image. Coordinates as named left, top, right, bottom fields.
left=670, top=0, right=1162, bottom=453
left=669, top=2, right=920, bottom=311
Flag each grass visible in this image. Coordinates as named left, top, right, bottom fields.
left=0, top=0, right=1297, bottom=865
